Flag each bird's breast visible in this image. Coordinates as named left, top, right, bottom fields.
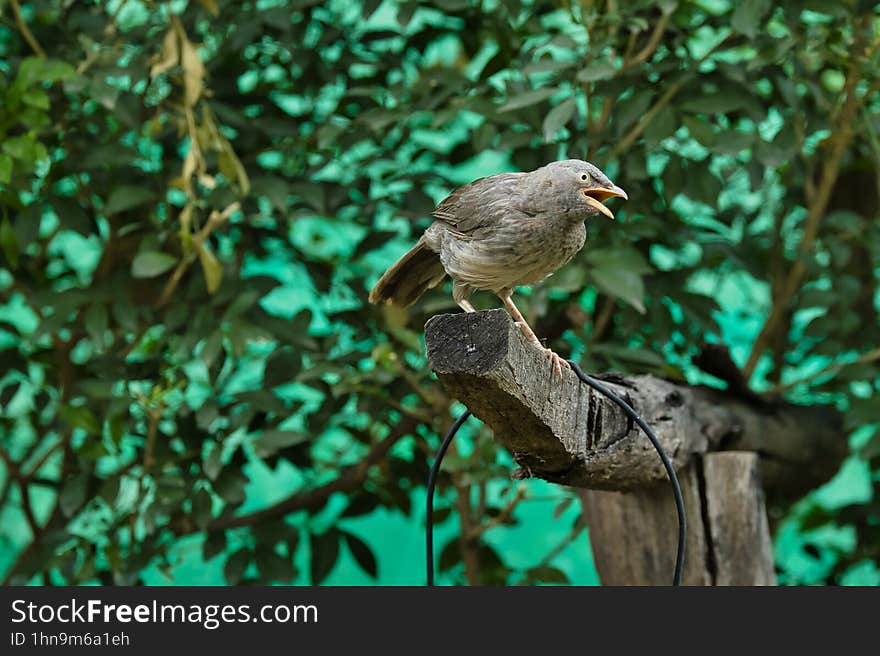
left=437, top=216, right=586, bottom=291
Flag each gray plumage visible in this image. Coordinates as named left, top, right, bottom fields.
left=370, top=159, right=625, bottom=308
left=370, top=159, right=626, bottom=374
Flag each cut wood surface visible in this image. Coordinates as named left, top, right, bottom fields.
left=425, top=309, right=845, bottom=498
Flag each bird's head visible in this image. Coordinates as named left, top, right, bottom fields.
left=537, top=159, right=628, bottom=220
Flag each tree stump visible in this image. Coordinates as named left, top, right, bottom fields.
left=425, top=309, right=845, bottom=586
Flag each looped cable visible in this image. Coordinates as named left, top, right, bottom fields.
left=567, top=361, right=685, bottom=586
left=426, top=362, right=686, bottom=586
left=425, top=410, right=471, bottom=587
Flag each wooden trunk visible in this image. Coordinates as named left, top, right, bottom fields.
left=579, top=452, right=776, bottom=585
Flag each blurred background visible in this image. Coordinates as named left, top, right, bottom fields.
left=0, top=0, right=878, bottom=586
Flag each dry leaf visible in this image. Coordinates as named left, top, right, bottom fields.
left=197, top=242, right=223, bottom=294
left=150, top=27, right=179, bottom=78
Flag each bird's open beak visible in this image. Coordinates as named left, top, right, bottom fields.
left=581, top=184, right=627, bottom=220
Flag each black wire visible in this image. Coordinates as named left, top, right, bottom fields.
left=425, top=362, right=686, bottom=587
left=567, top=360, right=686, bottom=586
left=425, top=409, right=471, bottom=586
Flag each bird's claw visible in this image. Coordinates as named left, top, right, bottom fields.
left=545, top=348, right=570, bottom=378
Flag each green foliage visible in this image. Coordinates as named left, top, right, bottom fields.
left=0, top=0, right=878, bottom=586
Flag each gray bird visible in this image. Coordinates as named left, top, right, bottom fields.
left=369, top=159, right=627, bottom=374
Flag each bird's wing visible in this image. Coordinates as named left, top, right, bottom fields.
left=431, top=172, right=529, bottom=238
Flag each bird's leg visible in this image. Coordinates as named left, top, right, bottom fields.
left=500, top=293, right=539, bottom=342
left=499, top=293, right=569, bottom=377
left=453, top=281, right=476, bottom=313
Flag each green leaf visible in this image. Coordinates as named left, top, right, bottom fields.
left=0, top=217, right=19, bottom=268
left=252, top=430, right=309, bottom=459
left=591, top=343, right=668, bottom=369
left=16, top=57, right=76, bottom=88
left=341, top=493, right=380, bottom=518
left=109, top=413, right=128, bottom=445
left=87, top=78, right=119, bottom=110
left=21, top=89, right=49, bottom=110
left=576, top=63, right=616, bottom=82
left=213, top=469, right=247, bottom=505
left=59, top=404, right=101, bottom=435
left=522, top=58, right=575, bottom=75
left=251, top=176, right=289, bottom=212
left=682, top=115, right=716, bottom=148
left=612, top=88, right=654, bottom=135
left=543, top=98, right=576, bottom=142
left=310, top=530, right=340, bottom=584
left=731, top=0, right=771, bottom=39
left=60, top=474, right=89, bottom=518
left=105, top=186, right=156, bottom=215
left=2, top=135, right=44, bottom=165
left=98, top=476, right=121, bottom=504
left=256, top=549, right=295, bottom=583
left=438, top=537, right=459, bottom=572
left=713, top=131, right=753, bottom=154
left=264, top=348, right=302, bottom=387
left=84, top=303, right=108, bottom=347
left=343, top=531, right=378, bottom=578
left=754, top=139, right=788, bottom=168
left=203, top=530, right=227, bottom=561
left=192, top=488, right=214, bottom=529
left=680, top=91, right=745, bottom=115
left=203, top=443, right=222, bottom=480
left=132, top=251, right=177, bottom=278
left=590, top=266, right=646, bottom=314
left=498, top=87, right=557, bottom=112
left=526, top=565, right=569, bottom=584
left=223, top=548, right=251, bottom=585
left=586, top=247, right=653, bottom=275
left=198, top=328, right=222, bottom=364
left=643, top=105, right=677, bottom=147
left=0, top=154, right=11, bottom=184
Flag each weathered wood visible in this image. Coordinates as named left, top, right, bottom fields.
left=702, top=452, right=777, bottom=585
left=579, top=461, right=711, bottom=585
left=425, top=309, right=844, bottom=498
left=579, top=453, right=777, bottom=586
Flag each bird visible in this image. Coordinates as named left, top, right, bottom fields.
left=369, top=159, right=627, bottom=375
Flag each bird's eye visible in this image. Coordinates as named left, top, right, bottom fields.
left=580, top=174, right=588, bottom=181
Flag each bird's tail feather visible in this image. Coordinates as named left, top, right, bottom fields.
left=369, top=237, right=446, bottom=308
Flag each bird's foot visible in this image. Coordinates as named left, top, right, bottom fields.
left=545, top=348, right=571, bottom=378
left=512, top=321, right=570, bottom=377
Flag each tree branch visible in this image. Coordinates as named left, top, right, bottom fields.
left=514, top=519, right=584, bottom=584
left=743, top=26, right=877, bottom=379
left=607, top=76, right=687, bottom=161
left=25, top=434, right=70, bottom=478
left=17, top=480, right=41, bottom=538
left=466, top=485, right=526, bottom=541
left=621, top=9, right=671, bottom=71
left=0, top=447, right=36, bottom=536
left=606, top=34, right=733, bottom=162
left=771, top=346, right=880, bottom=395
left=156, top=202, right=238, bottom=308
left=452, top=472, right=481, bottom=585
left=1, top=444, right=74, bottom=585
left=204, top=428, right=407, bottom=532
left=10, top=0, right=45, bottom=57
